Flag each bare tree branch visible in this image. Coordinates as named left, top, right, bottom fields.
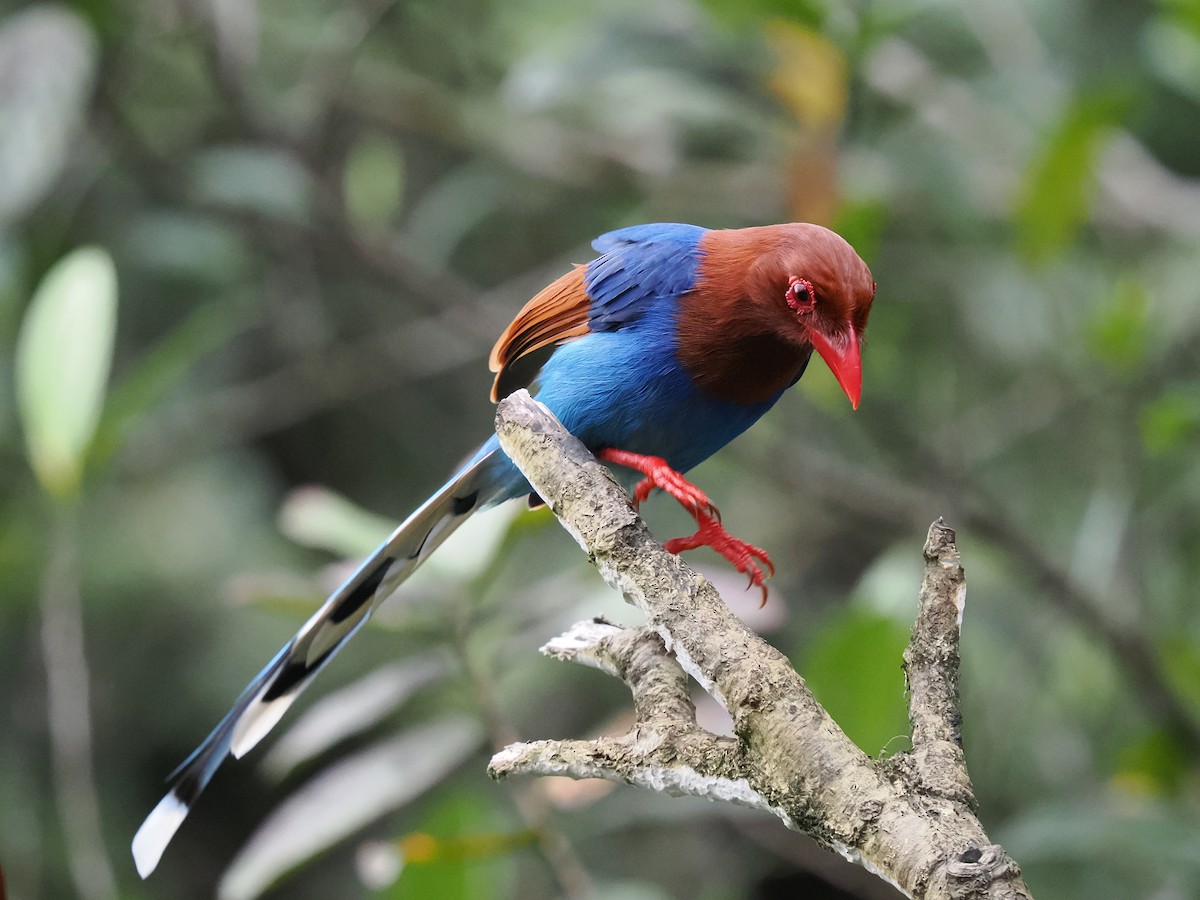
left=489, top=390, right=1033, bottom=900
left=901, top=519, right=975, bottom=808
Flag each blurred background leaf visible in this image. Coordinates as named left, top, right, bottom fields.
left=0, top=6, right=97, bottom=227
left=344, top=133, right=407, bottom=233
left=15, top=245, right=117, bottom=497
left=262, top=655, right=452, bottom=780
left=218, top=716, right=484, bottom=900
left=277, top=485, right=395, bottom=558
left=802, top=609, right=910, bottom=756
left=1014, top=90, right=1128, bottom=264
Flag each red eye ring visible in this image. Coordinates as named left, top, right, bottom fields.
left=786, top=276, right=816, bottom=314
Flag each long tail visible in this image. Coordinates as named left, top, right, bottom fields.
left=133, top=444, right=511, bottom=878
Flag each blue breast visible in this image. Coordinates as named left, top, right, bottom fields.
left=479, top=303, right=785, bottom=505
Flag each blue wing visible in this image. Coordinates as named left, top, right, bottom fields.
left=584, top=223, right=707, bottom=331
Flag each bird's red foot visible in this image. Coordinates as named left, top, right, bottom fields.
left=597, top=448, right=774, bottom=604
left=663, top=518, right=775, bottom=607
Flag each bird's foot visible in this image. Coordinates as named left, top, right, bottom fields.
left=597, top=449, right=720, bottom=519
left=597, top=448, right=772, bottom=604
left=663, top=517, right=775, bottom=607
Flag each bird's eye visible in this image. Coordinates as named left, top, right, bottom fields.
left=786, top=276, right=816, bottom=315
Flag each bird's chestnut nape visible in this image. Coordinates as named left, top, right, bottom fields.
left=786, top=275, right=817, bottom=315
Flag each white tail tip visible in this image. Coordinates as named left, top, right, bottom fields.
left=132, top=792, right=188, bottom=878
left=230, top=690, right=296, bottom=759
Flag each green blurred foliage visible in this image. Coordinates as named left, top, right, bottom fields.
left=380, top=793, right=523, bottom=900
left=1014, top=90, right=1127, bottom=264
left=1, top=0, right=1198, bottom=898
left=801, top=609, right=911, bottom=756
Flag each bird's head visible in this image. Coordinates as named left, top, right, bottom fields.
left=757, top=224, right=876, bottom=409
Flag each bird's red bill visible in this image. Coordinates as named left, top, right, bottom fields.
left=807, top=326, right=862, bottom=409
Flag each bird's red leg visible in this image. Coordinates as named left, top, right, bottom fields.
left=597, top=449, right=718, bottom=516
left=597, top=448, right=775, bottom=605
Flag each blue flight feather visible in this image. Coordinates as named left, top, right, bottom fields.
left=584, top=223, right=707, bottom=331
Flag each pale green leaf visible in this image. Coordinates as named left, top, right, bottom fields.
left=277, top=486, right=395, bottom=559
left=190, top=144, right=313, bottom=222
left=0, top=7, right=97, bottom=226
left=344, top=133, right=406, bottom=230
left=15, top=246, right=118, bottom=497
left=279, top=484, right=524, bottom=584
left=412, top=500, right=522, bottom=582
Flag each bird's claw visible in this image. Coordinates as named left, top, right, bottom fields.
left=663, top=517, right=775, bottom=607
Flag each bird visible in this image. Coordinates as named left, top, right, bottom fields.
left=132, top=221, right=876, bottom=877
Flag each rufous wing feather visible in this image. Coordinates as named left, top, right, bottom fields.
left=489, top=265, right=591, bottom=401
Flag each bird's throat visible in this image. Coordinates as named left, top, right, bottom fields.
left=675, top=320, right=811, bottom=406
